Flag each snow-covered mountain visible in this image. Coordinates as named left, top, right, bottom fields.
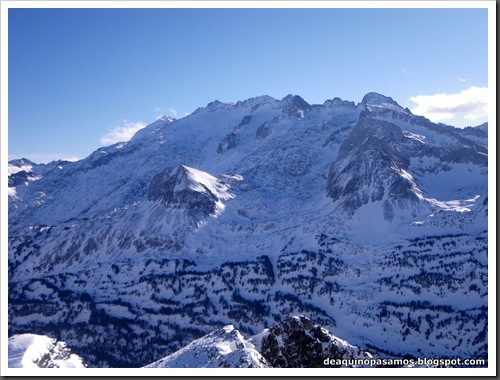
left=8, top=92, right=488, bottom=368
left=7, top=158, right=71, bottom=197
left=8, top=334, right=86, bottom=368
left=144, top=315, right=374, bottom=368
left=144, top=324, right=270, bottom=368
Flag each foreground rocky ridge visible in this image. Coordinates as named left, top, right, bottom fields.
left=8, top=334, right=86, bottom=368
left=10, top=316, right=422, bottom=369
left=145, top=316, right=374, bottom=368
left=8, top=92, right=488, bottom=367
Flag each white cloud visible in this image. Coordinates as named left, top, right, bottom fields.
left=154, top=107, right=177, bottom=119
left=410, top=86, right=488, bottom=124
left=457, top=77, right=467, bottom=83
left=100, top=120, right=146, bottom=145
left=400, top=67, right=413, bottom=76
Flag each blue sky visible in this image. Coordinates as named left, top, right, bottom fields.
left=6, top=4, right=491, bottom=163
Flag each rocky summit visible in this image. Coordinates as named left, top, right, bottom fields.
left=8, top=92, right=488, bottom=367
left=145, top=315, right=374, bottom=368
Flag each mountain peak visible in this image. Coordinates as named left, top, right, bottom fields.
left=360, top=92, right=410, bottom=118
left=323, top=97, right=356, bottom=109
left=236, top=95, right=276, bottom=108
left=282, top=94, right=310, bottom=106
left=147, top=165, right=234, bottom=217
left=191, top=99, right=235, bottom=115
left=145, top=324, right=269, bottom=368
left=280, top=94, right=311, bottom=118
left=145, top=315, right=375, bottom=368
left=205, top=99, right=235, bottom=113
left=8, top=157, right=36, bottom=167
left=361, top=92, right=398, bottom=106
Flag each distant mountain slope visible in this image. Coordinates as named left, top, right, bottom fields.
left=8, top=92, right=488, bottom=367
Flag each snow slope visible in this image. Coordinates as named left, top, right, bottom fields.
left=145, top=325, right=269, bottom=368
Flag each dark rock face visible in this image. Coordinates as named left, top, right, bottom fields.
left=8, top=171, right=39, bottom=187
left=281, top=94, right=311, bottom=118
left=255, top=122, right=272, bottom=140
left=327, top=116, right=419, bottom=214
left=37, top=340, right=81, bottom=368
left=217, top=132, right=238, bottom=154
left=147, top=165, right=219, bottom=217
left=260, top=315, right=369, bottom=368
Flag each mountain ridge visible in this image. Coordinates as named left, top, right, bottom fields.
left=8, top=92, right=488, bottom=367
left=144, top=315, right=376, bottom=368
